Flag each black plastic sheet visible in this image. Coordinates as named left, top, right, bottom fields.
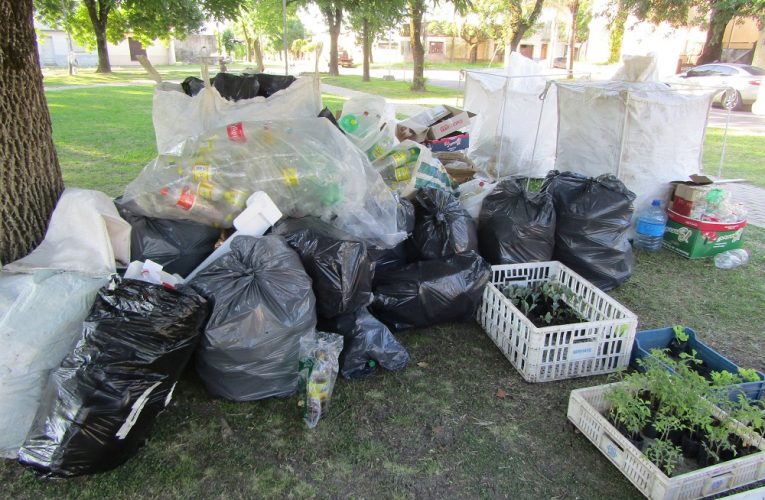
left=409, top=188, right=477, bottom=261
left=542, top=171, right=636, bottom=291
left=115, top=197, right=220, bottom=277
left=371, top=252, right=491, bottom=330
left=274, top=218, right=373, bottom=319
left=17, top=279, right=209, bottom=477
left=190, top=236, right=316, bottom=401
left=478, top=178, right=556, bottom=265
left=318, top=308, right=409, bottom=379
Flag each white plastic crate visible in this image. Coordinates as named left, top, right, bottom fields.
left=568, top=383, right=765, bottom=500
left=476, top=261, right=637, bottom=382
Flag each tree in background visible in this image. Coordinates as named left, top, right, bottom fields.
left=269, top=16, right=306, bottom=56
left=34, top=0, right=242, bottom=73
left=1, top=0, right=63, bottom=263
left=607, top=4, right=628, bottom=63
left=234, top=0, right=293, bottom=71
left=221, top=27, right=238, bottom=57
left=564, top=0, right=591, bottom=76
left=315, top=0, right=347, bottom=76
left=348, top=0, right=407, bottom=81
left=616, top=0, right=765, bottom=65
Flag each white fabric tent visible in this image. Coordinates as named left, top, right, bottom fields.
left=554, top=80, right=716, bottom=214
left=464, top=54, right=558, bottom=179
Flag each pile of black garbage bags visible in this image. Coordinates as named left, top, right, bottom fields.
left=16, top=170, right=635, bottom=478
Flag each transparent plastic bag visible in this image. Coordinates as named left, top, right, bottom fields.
left=298, top=331, right=343, bottom=429
left=375, top=141, right=457, bottom=199
left=122, top=119, right=405, bottom=248
left=338, top=96, right=397, bottom=162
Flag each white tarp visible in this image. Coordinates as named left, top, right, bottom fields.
left=464, top=53, right=558, bottom=179
left=153, top=76, right=322, bottom=154
left=0, top=270, right=107, bottom=458
left=554, top=80, right=716, bottom=214
left=3, top=188, right=130, bottom=276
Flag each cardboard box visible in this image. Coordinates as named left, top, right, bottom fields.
left=670, top=174, right=714, bottom=216
left=428, top=133, right=469, bottom=152
left=662, top=209, right=746, bottom=259
left=397, top=105, right=476, bottom=142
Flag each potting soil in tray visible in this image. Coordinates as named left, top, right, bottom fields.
left=501, top=283, right=586, bottom=328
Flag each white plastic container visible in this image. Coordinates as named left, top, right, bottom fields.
left=185, top=191, right=282, bottom=281
left=568, top=382, right=765, bottom=500
left=476, top=261, right=637, bottom=382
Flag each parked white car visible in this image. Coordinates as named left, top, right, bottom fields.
left=667, top=63, right=763, bottom=110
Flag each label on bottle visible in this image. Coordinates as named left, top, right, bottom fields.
left=226, top=122, right=246, bottom=143
left=224, top=189, right=248, bottom=208
left=637, top=219, right=665, bottom=237
left=389, top=150, right=408, bottom=168
left=282, top=168, right=299, bottom=187
left=394, top=165, right=411, bottom=182
left=197, top=181, right=219, bottom=201
left=192, top=164, right=211, bottom=183
left=176, top=187, right=196, bottom=211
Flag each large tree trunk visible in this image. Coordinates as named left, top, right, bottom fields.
left=409, top=0, right=425, bottom=91
left=697, top=8, right=732, bottom=65
left=504, top=0, right=545, bottom=65
left=84, top=0, right=111, bottom=73
left=254, top=37, right=264, bottom=72
left=323, top=5, right=342, bottom=76
left=240, top=22, right=253, bottom=63
left=1, top=0, right=64, bottom=264
left=567, top=1, right=579, bottom=79
left=362, top=17, right=370, bottom=82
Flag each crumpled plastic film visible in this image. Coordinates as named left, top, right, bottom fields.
left=122, top=119, right=405, bottom=248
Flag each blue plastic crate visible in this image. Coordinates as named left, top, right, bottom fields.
left=631, top=326, right=765, bottom=402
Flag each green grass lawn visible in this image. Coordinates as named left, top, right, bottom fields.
left=320, top=75, right=462, bottom=100
left=1, top=82, right=763, bottom=498
left=704, top=128, right=765, bottom=187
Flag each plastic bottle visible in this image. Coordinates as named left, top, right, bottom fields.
left=714, top=249, right=749, bottom=269
left=376, top=148, right=420, bottom=181
left=634, top=199, right=667, bottom=251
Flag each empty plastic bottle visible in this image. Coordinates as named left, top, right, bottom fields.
left=634, top=199, right=667, bottom=252
left=714, top=249, right=749, bottom=269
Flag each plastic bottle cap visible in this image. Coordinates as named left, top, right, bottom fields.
left=651, top=199, right=661, bottom=207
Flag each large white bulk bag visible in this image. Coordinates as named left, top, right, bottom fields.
left=554, top=80, right=716, bottom=214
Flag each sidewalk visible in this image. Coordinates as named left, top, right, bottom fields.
left=718, top=182, right=765, bottom=228
left=321, top=83, right=429, bottom=117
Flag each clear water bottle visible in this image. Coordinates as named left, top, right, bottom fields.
left=714, top=249, right=749, bottom=269
left=634, top=199, right=667, bottom=251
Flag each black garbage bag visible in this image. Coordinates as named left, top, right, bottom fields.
left=318, top=107, right=342, bottom=132
left=368, top=240, right=409, bottom=273
left=397, top=197, right=416, bottom=234
left=190, top=236, right=316, bottom=401
left=541, top=171, right=636, bottom=291
left=273, top=218, right=373, bottom=319
left=115, top=197, right=220, bottom=278
left=254, top=73, right=296, bottom=97
left=17, top=279, right=209, bottom=477
left=410, top=188, right=478, bottom=261
left=478, top=178, right=556, bottom=265
left=181, top=73, right=295, bottom=100
left=318, top=308, right=409, bottom=379
left=370, top=252, right=491, bottom=331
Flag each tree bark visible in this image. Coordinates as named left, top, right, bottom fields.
left=254, top=37, right=264, bottom=72
left=1, top=0, right=64, bottom=264
left=323, top=5, right=342, bottom=76
left=409, top=0, right=425, bottom=91
left=240, top=22, right=253, bottom=63
left=83, top=0, right=111, bottom=73
left=697, top=8, right=732, bottom=65
left=567, top=0, right=579, bottom=79
left=362, top=17, right=370, bottom=82
left=469, top=43, right=478, bottom=63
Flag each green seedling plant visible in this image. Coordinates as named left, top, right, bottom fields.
left=502, top=281, right=585, bottom=327
left=673, top=326, right=689, bottom=343
left=738, top=368, right=761, bottom=383
left=605, top=383, right=651, bottom=438
left=645, top=434, right=684, bottom=477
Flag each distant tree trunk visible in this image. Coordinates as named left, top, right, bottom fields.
left=362, top=17, right=371, bottom=81
left=567, top=0, right=579, bottom=79
left=469, top=43, right=478, bottom=63
left=504, top=0, right=545, bottom=65
left=1, top=0, right=64, bottom=264
left=409, top=0, right=425, bottom=91
left=254, top=37, right=264, bottom=72
left=608, top=8, right=628, bottom=64
left=697, top=8, right=732, bottom=65
left=84, top=0, right=111, bottom=73
left=240, top=22, right=253, bottom=62
left=323, top=5, right=342, bottom=76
